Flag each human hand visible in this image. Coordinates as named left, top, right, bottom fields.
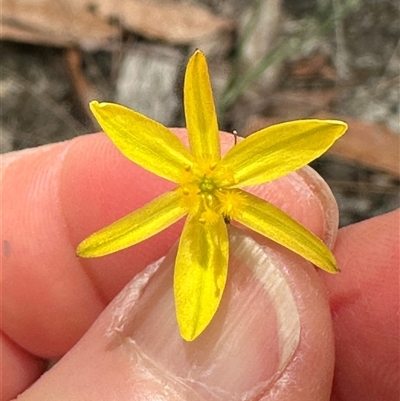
left=2, top=131, right=398, bottom=400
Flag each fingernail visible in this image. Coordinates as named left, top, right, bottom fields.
left=297, top=166, right=339, bottom=249
left=107, top=226, right=300, bottom=400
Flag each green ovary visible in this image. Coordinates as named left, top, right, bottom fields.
left=198, top=176, right=217, bottom=193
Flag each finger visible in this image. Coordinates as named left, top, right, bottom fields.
left=17, top=227, right=335, bottom=401
left=1, top=131, right=337, bottom=361
left=323, top=209, right=400, bottom=401
left=1, top=140, right=107, bottom=359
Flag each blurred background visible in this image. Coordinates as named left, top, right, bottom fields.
left=1, top=0, right=399, bottom=226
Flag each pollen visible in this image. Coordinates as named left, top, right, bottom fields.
left=217, top=189, right=248, bottom=220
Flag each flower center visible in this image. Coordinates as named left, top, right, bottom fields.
left=198, top=176, right=217, bottom=194
left=179, top=163, right=243, bottom=223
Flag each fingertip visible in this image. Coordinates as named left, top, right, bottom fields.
left=325, top=210, right=400, bottom=400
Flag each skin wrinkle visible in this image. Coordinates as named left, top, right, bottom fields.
left=121, top=339, right=211, bottom=401
left=1, top=142, right=61, bottom=172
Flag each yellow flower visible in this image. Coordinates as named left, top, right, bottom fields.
left=77, top=50, right=347, bottom=341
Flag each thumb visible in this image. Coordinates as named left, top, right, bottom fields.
left=17, top=228, right=334, bottom=401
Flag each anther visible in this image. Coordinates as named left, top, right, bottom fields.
left=184, top=165, right=191, bottom=172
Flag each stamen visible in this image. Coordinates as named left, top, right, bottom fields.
left=232, top=130, right=238, bottom=146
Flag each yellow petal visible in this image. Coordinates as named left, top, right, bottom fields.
left=174, top=211, right=229, bottom=341
left=90, top=101, right=193, bottom=183
left=235, top=190, right=339, bottom=273
left=216, top=119, right=347, bottom=187
left=184, top=50, right=220, bottom=163
left=77, top=190, right=187, bottom=257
